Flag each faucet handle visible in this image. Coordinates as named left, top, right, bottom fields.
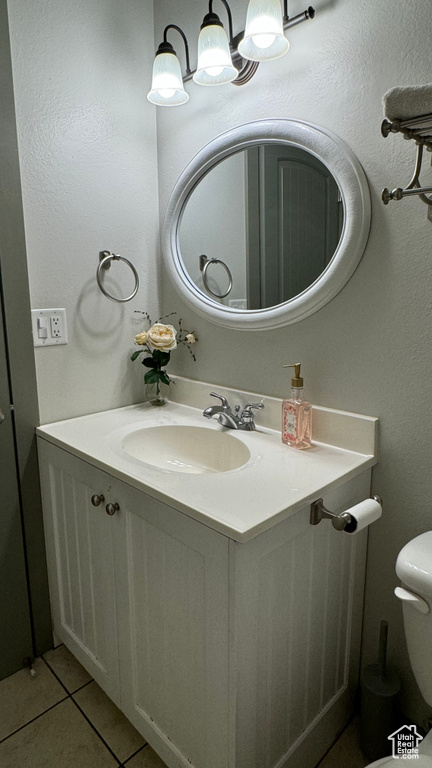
left=209, top=392, right=229, bottom=408
left=240, top=401, right=265, bottom=428
left=241, top=401, right=265, bottom=415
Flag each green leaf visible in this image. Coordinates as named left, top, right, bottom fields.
left=159, top=371, right=171, bottom=386
left=143, top=357, right=158, bottom=368
left=152, top=350, right=171, bottom=365
left=144, top=369, right=161, bottom=384
left=131, top=351, right=142, bottom=361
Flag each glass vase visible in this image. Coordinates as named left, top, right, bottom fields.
left=145, top=379, right=170, bottom=406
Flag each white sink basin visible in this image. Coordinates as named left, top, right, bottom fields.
left=122, top=425, right=251, bottom=474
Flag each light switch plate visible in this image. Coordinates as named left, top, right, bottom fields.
left=31, top=308, right=68, bottom=347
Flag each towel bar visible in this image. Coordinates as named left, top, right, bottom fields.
left=96, top=251, right=140, bottom=303
left=381, top=112, right=432, bottom=217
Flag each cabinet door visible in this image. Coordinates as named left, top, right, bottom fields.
left=38, top=440, right=119, bottom=701
left=112, top=479, right=230, bottom=768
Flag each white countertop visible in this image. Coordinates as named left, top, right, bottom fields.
left=37, top=382, right=378, bottom=542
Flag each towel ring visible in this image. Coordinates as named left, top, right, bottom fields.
left=96, top=252, right=139, bottom=303
left=201, top=257, right=233, bottom=299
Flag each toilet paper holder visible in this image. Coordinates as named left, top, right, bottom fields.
left=310, top=495, right=383, bottom=532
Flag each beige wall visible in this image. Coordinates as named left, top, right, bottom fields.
left=155, top=0, right=432, bottom=723
left=7, top=0, right=160, bottom=424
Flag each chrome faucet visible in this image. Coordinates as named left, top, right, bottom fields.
left=203, top=392, right=264, bottom=431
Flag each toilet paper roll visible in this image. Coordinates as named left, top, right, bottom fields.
left=343, top=497, right=382, bottom=534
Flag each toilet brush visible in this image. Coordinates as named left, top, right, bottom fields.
left=360, top=620, right=401, bottom=760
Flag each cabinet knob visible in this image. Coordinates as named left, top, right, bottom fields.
left=105, top=503, right=120, bottom=516
left=91, top=494, right=105, bottom=507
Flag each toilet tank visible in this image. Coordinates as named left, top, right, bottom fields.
left=396, top=531, right=432, bottom=707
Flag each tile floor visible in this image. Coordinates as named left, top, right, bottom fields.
left=0, top=644, right=369, bottom=768
left=0, top=645, right=166, bottom=768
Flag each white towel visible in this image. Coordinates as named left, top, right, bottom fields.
left=383, top=84, right=432, bottom=121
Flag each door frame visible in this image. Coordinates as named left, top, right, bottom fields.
left=0, top=0, right=52, bottom=658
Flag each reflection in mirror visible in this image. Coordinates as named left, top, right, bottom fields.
left=164, top=118, right=371, bottom=330
left=179, top=144, right=343, bottom=310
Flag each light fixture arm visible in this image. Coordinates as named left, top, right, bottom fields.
left=282, top=1, right=315, bottom=26
left=163, top=24, right=192, bottom=76
left=208, top=0, right=234, bottom=45
left=283, top=5, right=315, bottom=30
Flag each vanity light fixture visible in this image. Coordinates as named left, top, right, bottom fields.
left=148, top=1, right=315, bottom=106
left=238, top=0, right=290, bottom=61
left=194, top=0, right=238, bottom=86
left=147, top=25, right=191, bottom=106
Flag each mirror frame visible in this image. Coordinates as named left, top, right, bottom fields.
left=163, top=119, right=371, bottom=330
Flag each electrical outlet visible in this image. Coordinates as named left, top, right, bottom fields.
left=31, top=309, right=68, bottom=347
left=50, top=316, right=62, bottom=337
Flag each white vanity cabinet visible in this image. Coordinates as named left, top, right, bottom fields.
left=38, top=435, right=372, bottom=768
left=38, top=439, right=230, bottom=768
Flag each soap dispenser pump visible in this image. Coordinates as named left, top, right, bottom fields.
left=282, top=363, right=312, bottom=449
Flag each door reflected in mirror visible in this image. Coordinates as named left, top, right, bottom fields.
left=179, top=144, right=343, bottom=310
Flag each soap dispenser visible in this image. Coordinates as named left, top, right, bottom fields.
left=282, top=363, right=312, bottom=449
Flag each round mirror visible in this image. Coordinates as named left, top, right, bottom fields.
left=163, top=119, right=371, bottom=330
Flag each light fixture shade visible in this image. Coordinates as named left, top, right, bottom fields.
left=238, top=0, right=290, bottom=62
left=147, top=51, right=189, bottom=106
left=193, top=22, right=237, bottom=86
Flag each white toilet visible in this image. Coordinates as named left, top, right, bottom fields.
left=367, top=531, right=432, bottom=766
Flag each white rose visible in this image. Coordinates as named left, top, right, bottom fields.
left=135, top=331, right=148, bottom=345
left=147, top=323, right=177, bottom=351
left=186, top=333, right=196, bottom=344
